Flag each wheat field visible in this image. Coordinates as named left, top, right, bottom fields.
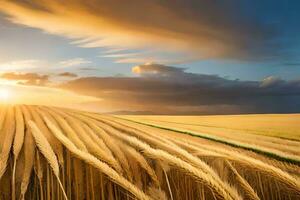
left=0, top=105, right=299, bottom=200
left=120, top=115, right=300, bottom=140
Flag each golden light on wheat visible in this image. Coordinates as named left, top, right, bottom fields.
left=0, top=105, right=299, bottom=200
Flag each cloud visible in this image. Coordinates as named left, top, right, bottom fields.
left=0, top=59, right=41, bottom=71
left=0, top=72, right=50, bottom=86
left=0, top=0, right=277, bottom=62
left=2, top=64, right=298, bottom=114
left=132, top=63, right=185, bottom=76
left=260, top=76, right=283, bottom=88
left=57, top=72, right=78, bottom=78
left=78, top=67, right=97, bottom=71
left=283, top=62, right=300, bottom=66
left=60, top=63, right=300, bottom=114
left=59, top=58, right=91, bottom=67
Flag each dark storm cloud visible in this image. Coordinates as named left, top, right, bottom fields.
left=60, top=64, right=300, bottom=114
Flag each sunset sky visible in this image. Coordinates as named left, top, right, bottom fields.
left=0, top=0, right=300, bottom=114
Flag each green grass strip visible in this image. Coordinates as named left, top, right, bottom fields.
left=117, top=117, right=300, bottom=166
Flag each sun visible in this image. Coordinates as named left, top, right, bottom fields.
left=0, top=88, right=11, bottom=101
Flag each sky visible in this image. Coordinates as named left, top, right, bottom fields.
left=0, top=0, right=299, bottom=114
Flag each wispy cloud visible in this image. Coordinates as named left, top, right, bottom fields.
left=0, top=0, right=277, bottom=63
left=59, top=58, right=91, bottom=67
left=115, top=58, right=157, bottom=64
left=100, top=53, right=140, bottom=58
left=0, top=59, right=41, bottom=71
left=78, top=67, right=98, bottom=71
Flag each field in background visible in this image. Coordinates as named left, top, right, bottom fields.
left=0, top=105, right=299, bottom=200
left=118, top=114, right=300, bottom=140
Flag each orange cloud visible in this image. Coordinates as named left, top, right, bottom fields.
left=0, top=0, right=275, bottom=62
left=132, top=63, right=184, bottom=76
left=57, top=72, right=78, bottom=78
left=0, top=72, right=50, bottom=86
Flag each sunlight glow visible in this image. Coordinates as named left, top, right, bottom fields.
left=0, top=84, right=99, bottom=106
left=0, top=88, right=11, bottom=101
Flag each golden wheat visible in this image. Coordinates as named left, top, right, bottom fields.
left=59, top=113, right=122, bottom=173
left=92, top=116, right=241, bottom=200
left=28, top=121, right=68, bottom=200
left=0, top=107, right=15, bottom=178
left=29, top=106, right=64, bottom=166
left=19, top=106, right=36, bottom=200
left=0, top=104, right=299, bottom=200
left=65, top=111, right=133, bottom=181
left=43, top=116, right=152, bottom=200
left=122, top=143, right=160, bottom=188
left=108, top=128, right=241, bottom=200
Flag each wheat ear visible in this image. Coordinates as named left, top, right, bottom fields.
left=29, top=106, right=64, bottom=166
left=225, top=161, right=260, bottom=200
left=96, top=117, right=242, bottom=200
left=66, top=112, right=132, bottom=180
left=19, top=105, right=35, bottom=200
left=0, top=106, right=16, bottom=178
left=44, top=108, right=88, bottom=151
left=28, top=120, right=68, bottom=200
left=12, top=106, right=25, bottom=200
left=123, top=144, right=160, bottom=188
left=110, top=129, right=241, bottom=200
left=64, top=114, right=122, bottom=172
left=101, top=117, right=241, bottom=199
left=0, top=106, right=16, bottom=200
left=0, top=104, right=7, bottom=132
left=192, top=142, right=300, bottom=194
left=43, top=116, right=152, bottom=200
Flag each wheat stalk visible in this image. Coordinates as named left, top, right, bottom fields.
left=33, top=151, right=44, bottom=200
left=29, top=106, right=64, bottom=166
left=63, top=114, right=122, bottom=173
left=19, top=105, right=35, bottom=200
left=108, top=127, right=241, bottom=200
left=225, top=161, right=260, bottom=200
left=0, top=104, right=7, bottom=132
left=43, top=116, right=152, bottom=200
left=43, top=108, right=88, bottom=152
left=185, top=140, right=300, bottom=194
left=64, top=111, right=133, bottom=181
left=0, top=106, right=16, bottom=178
left=96, top=116, right=241, bottom=200
left=81, top=122, right=115, bottom=159
left=123, top=143, right=160, bottom=188
left=28, top=120, right=68, bottom=200
left=0, top=105, right=299, bottom=200
left=12, top=106, right=25, bottom=200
